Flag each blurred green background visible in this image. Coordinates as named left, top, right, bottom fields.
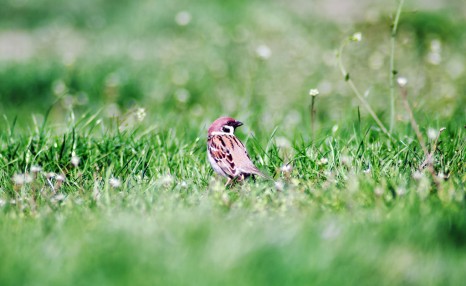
left=1, top=1, right=466, bottom=285
left=1, top=0, right=465, bottom=134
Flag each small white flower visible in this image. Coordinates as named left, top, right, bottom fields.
left=30, top=165, right=42, bottom=173
left=341, top=155, right=351, bottom=166
left=374, top=187, right=384, bottom=196
left=351, top=32, right=362, bottom=42
left=136, top=108, right=146, bottom=122
left=53, top=80, right=67, bottom=96
left=397, top=77, right=408, bottom=87
left=438, top=172, right=448, bottom=180
left=280, top=164, right=292, bottom=174
left=159, top=175, right=174, bottom=185
left=45, top=172, right=56, bottom=179
left=12, top=173, right=33, bottom=185
left=275, top=181, right=285, bottom=191
left=175, top=11, right=192, bottom=26
left=396, top=187, right=406, bottom=196
left=175, top=88, right=190, bottom=103
left=427, top=128, right=437, bottom=140
left=256, top=44, right=272, bottom=59
left=56, top=174, right=66, bottom=182
left=52, top=193, right=66, bottom=202
left=318, top=158, right=328, bottom=165
left=71, top=156, right=80, bottom=167
left=363, top=166, right=371, bottom=174
left=275, top=137, right=291, bottom=149
left=412, top=171, right=424, bottom=180
left=427, top=52, right=441, bottom=65
left=180, top=181, right=188, bottom=188
left=309, top=88, right=319, bottom=97
left=109, top=177, right=121, bottom=188
left=427, top=39, right=442, bottom=65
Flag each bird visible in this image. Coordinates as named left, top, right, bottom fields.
left=207, top=116, right=268, bottom=186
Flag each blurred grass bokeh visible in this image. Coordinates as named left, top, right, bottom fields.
left=0, top=0, right=465, bottom=285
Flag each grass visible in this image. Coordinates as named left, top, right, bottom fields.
left=1, top=0, right=466, bottom=285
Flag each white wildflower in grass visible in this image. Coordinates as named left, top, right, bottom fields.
left=341, top=155, right=351, bottom=166
left=56, top=174, right=66, bottom=182
left=52, top=80, right=67, bottom=96
left=427, top=39, right=442, bottom=65
left=45, top=172, right=56, bottom=179
left=255, top=44, right=271, bottom=59
left=438, top=172, right=448, bottom=180
left=221, top=193, right=229, bottom=205
left=12, top=173, right=33, bottom=185
left=71, top=156, right=80, bottom=167
left=109, top=177, right=122, bottom=188
left=136, top=108, right=146, bottom=122
left=175, top=11, right=192, bottom=26
left=397, top=77, right=408, bottom=87
left=318, top=157, right=328, bottom=165
left=275, top=181, right=285, bottom=192
left=427, top=52, right=441, bottom=65
left=175, top=88, right=190, bottom=103
left=374, top=187, right=384, bottom=196
left=417, top=176, right=430, bottom=200
left=309, top=88, right=319, bottom=97
left=53, top=174, right=66, bottom=191
left=363, top=166, right=371, bottom=174
left=30, top=165, right=42, bottom=173
left=280, top=164, right=292, bottom=174
left=275, top=137, right=291, bottom=149
left=159, top=175, right=174, bottom=186
left=412, top=171, right=424, bottom=180
left=51, top=193, right=66, bottom=203
left=427, top=128, right=437, bottom=140
left=396, top=187, right=406, bottom=196
left=93, top=188, right=101, bottom=201
left=350, top=32, right=362, bottom=42
left=180, top=181, right=188, bottom=188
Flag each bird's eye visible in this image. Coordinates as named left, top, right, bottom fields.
left=222, top=126, right=232, bottom=133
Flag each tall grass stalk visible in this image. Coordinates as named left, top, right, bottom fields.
left=389, top=0, right=405, bottom=132
left=337, top=37, right=391, bottom=138
left=398, top=80, right=442, bottom=190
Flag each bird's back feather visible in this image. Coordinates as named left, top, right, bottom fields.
left=208, top=134, right=265, bottom=179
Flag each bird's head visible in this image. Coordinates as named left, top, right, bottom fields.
left=208, top=116, right=243, bottom=136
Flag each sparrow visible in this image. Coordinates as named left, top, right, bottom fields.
left=207, top=116, right=268, bottom=185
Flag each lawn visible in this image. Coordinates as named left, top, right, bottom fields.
left=0, top=0, right=465, bottom=285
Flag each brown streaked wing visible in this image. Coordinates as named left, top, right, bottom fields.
left=225, top=135, right=263, bottom=176
left=208, top=135, right=237, bottom=178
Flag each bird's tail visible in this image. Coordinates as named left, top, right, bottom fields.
left=252, top=168, right=274, bottom=181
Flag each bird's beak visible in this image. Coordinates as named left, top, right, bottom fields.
left=232, top=120, right=243, bottom=128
